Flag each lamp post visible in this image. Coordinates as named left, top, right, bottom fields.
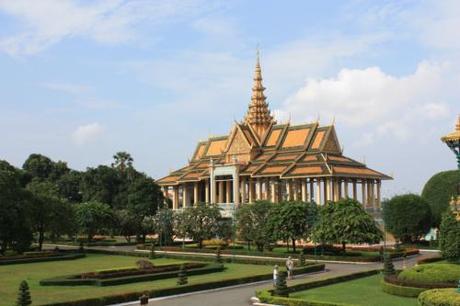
left=441, top=115, right=460, bottom=170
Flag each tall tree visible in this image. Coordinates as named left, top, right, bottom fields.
left=75, top=201, right=113, bottom=241
left=235, top=200, right=274, bottom=251
left=56, top=170, right=82, bottom=203
left=80, top=165, right=122, bottom=207
left=313, top=199, right=383, bottom=251
left=127, top=175, right=164, bottom=242
left=182, top=203, right=221, bottom=248
left=0, top=164, right=33, bottom=254
left=111, top=151, right=134, bottom=173
left=383, top=194, right=432, bottom=243
left=268, top=201, right=318, bottom=252
left=22, top=154, right=69, bottom=182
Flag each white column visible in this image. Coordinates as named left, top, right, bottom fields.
left=182, top=184, right=188, bottom=207
left=226, top=180, right=231, bottom=204
left=344, top=179, right=349, bottom=198
left=352, top=179, right=357, bottom=200
left=361, top=180, right=367, bottom=207
left=241, top=177, right=246, bottom=204
left=316, top=179, right=322, bottom=205
left=193, top=182, right=199, bottom=205
left=301, top=179, right=307, bottom=202
left=210, top=164, right=216, bottom=204
left=234, top=174, right=240, bottom=206
left=376, top=180, right=381, bottom=210
left=218, top=181, right=224, bottom=203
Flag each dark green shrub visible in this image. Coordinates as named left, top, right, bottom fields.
left=274, top=271, right=289, bottom=297
left=16, top=280, right=32, bottom=306
left=215, top=247, right=222, bottom=263
left=418, top=288, right=460, bottom=306
left=439, top=211, right=460, bottom=262
left=398, top=263, right=460, bottom=285
left=422, top=169, right=460, bottom=227
left=383, top=194, right=432, bottom=243
left=177, top=264, right=188, bottom=285
left=149, top=243, right=155, bottom=259
left=298, top=253, right=306, bottom=266
left=383, top=253, right=395, bottom=276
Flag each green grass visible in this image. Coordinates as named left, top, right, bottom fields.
left=0, top=254, right=272, bottom=306
left=290, top=274, right=418, bottom=306
left=398, top=262, right=460, bottom=284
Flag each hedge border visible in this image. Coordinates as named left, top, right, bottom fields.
left=0, top=253, right=85, bottom=265
left=416, top=256, right=444, bottom=265
left=380, top=279, right=426, bottom=297
left=40, top=263, right=225, bottom=286
left=384, top=274, right=457, bottom=290
left=256, top=269, right=380, bottom=306
left=143, top=246, right=419, bottom=263
left=41, top=263, right=325, bottom=306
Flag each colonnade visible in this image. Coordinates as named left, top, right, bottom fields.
left=163, top=177, right=382, bottom=212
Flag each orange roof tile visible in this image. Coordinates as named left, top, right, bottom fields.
left=281, top=128, right=310, bottom=148
left=328, top=155, right=350, bottom=162
left=194, top=143, right=207, bottom=160
left=311, top=130, right=325, bottom=149
left=290, top=166, right=323, bottom=175
left=303, top=155, right=318, bottom=162
left=266, top=129, right=282, bottom=146
left=206, top=139, right=227, bottom=156
left=260, top=164, right=289, bottom=175
left=333, top=166, right=380, bottom=176
left=273, top=153, right=301, bottom=161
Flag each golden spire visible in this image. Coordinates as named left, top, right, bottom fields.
left=441, top=114, right=460, bottom=143
left=244, top=50, right=276, bottom=139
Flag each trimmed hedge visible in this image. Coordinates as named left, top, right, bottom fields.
left=397, top=263, right=460, bottom=286
left=417, top=256, right=444, bottom=265
left=148, top=246, right=419, bottom=262
left=0, top=253, right=85, bottom=265
left=256, top=269, right=380, bottom=306
left=41, top=263, right=325, bottom=306
left=380, top=279, right=426, bottom=297
left=418, top=289, right=460, bottom=306
left=40, top=263, right=224, bottom=286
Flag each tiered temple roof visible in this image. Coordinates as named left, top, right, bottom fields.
left=157, top=54, right=391, bottom=186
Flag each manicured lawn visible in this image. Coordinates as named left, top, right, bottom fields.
left=290, top=274, right=418, bottom=306
left=0, top=253, right=272, bottom=306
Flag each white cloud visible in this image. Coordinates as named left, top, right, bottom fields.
left=0, top=0, right=216, bottom=56
left=276, top=61, right=452, bottom=144
left=72, top=122, right=105, bottom=145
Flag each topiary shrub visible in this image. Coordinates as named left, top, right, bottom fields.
left=422, top=170, right=460, bottom=227
left=398, top=263, right=460, bottom=285
left=177, top=264, right=188, bottom=285
left=439, top=211, right=460, bottom=262
left=418, top=288, right=460, bottom=306
left=16, top=280, right=32, bottom=306
left=298, top=253, right=306, bottom=267
left=383, top=253, right=395, bottom=277
left=273, top=270, right=289, bottom=297
left=136, top=260, right=154, bottom=270
left=149, top=243, right=155, bottom=259
left=215, top=247, right=222, bottom=263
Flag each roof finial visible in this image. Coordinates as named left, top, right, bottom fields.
left=456, top=114, right=460, bottom=131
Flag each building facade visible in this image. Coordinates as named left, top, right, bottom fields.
left=157, top=55, right=391, bottom=216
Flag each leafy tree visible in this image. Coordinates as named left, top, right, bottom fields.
left=22, top=154, right=69, bottom=182
left=217, top=217, right=234, bottom=242
left=56, top=170, right=82, bottom=203
left=16, top=280, right=32, bottom=306
left=215, top=247, right=223, bottom=263
left=234, top=200, right=275, bottom=251
left=26, top=179, right=68, bottom=250
left=154, top=208, right=174, bottom=246
left=182, top=203, right=221, bottom=249
left=0, top=165, right=33, bottom=254
left=268, top=201, right=318, bottom=252
left=127, top=175, right=164, bottom=242
left=312, top=199, right=383, bottom=251
left=439, top=210, right=460, bottom=262
left=80, top=166, right=122, bottom=207
left=173, top=210, right=189, bottom=248
left=114, top=209, right=138, bottom=242
left=422, top=170, right=460, bottom=227
left=383, top=194, right=432, bottom=243
left=75, top=201, right=113, bottom=241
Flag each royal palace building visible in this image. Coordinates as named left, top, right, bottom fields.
left=157, top=55, right=391, bottom=216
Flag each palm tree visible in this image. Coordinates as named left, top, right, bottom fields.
left=111, top=152, right=133, bottom=173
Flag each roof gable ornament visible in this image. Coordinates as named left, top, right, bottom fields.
left=243, top=49, right=276, bottom=141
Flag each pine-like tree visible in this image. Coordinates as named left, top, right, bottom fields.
left=16, top=280, right=32, bottom=306
left=215, top=247, right=222, bottom=263
left=439, top=211, right=460, bottom=262
left=177, top=264, right=188, bottom=285
left=298, top=252, right=306, bottom=266
left=273, top=271, right=289, bottom=297
left=383, top=253, right=396, bottom=276
left=149, top=243, right=156, bottom=259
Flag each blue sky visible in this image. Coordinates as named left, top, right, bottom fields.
left=0, top=0, right=459, bottom=197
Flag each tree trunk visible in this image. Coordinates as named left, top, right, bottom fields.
left=247, top=241, right=251, bottom=251
left=292, top=239, right=296, bottom=253
left=342, top=242, right=346, bottom=253
left=198, top=239, right=203, bottom=249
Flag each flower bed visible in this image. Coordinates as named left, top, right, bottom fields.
left=40, top=262, right=224, bottom=286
